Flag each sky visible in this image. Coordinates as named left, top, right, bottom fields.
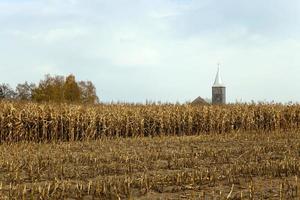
left=0, top=0, right=300, bottom=103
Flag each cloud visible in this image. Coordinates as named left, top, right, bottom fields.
left=0, top=0, right=300, bottom=103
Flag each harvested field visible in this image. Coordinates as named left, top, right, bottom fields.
left=1, top=131, right=300, bottom=199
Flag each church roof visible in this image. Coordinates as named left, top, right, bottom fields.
left=191, top=96, right=209, bottom=105
left=213, top=65, right=225, bottom=87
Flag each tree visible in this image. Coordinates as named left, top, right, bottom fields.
left=31, top=74, right=99, bottom=104
left=32, top=74, right=65, bottom=102
left=63, top=74, right=81, bottom=103
left=15, top=82, right=36, bottom=101
left=79, top=81, right=99, bottom=104
left=0, top=83, right=16, bottom=100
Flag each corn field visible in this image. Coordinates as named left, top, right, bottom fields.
left=0, top=101, right=300, bottom=142
left=1, top=101, right=300, bottom=199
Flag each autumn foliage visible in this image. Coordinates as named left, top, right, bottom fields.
left=0, top=74, right=99, bottom=104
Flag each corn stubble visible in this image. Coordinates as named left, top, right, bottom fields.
left=0, top=133, right=300, bottom=199
left=0, top=101, right=300, bottom=199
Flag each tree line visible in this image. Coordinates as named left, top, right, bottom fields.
left=0, top=74, right=99, bottom=104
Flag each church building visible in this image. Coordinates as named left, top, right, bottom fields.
left=212, top=66, right=226, bottom=104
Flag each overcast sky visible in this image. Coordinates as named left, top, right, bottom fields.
left=0, top=0, right=300, bottom=103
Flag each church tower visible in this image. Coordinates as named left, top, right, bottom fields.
left=212, top=65, right=226, bottom=104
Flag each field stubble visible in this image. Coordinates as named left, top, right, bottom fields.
left=1, top=132, right=300, bottom=199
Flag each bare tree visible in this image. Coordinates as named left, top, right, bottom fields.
left=0, top=83, right=16, bottom=100
left=16, top=82, right=36, bottom=101
left=79, top=81, right=99, bottom=104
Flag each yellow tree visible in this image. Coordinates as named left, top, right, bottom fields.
left=63, top=74, right=81, bottom=103
left=32, top=74, right=64, bottom=102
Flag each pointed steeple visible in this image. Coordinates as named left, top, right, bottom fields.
left=213, top=64, right=225, bottom=87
